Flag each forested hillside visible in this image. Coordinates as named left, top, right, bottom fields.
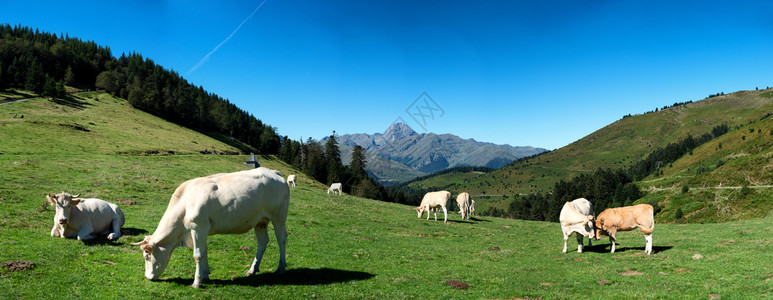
left=0, top=24, right=281, bottom=154
left=0, top=24, right=416, bottom=205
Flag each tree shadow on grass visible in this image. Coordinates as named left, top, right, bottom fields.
left=165, top=268, right=375, bottom=287
left=49, top=95, right=90, bottom=109
left=582, top=243, right=673, bottom=254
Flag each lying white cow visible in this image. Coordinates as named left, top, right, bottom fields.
left=47, top=192, right=124, bottom=241
left=595, top=204, right=655, bottom=254
left=131, top=167, right=290, bottom=288
left=559, top=198, right=595, bottom=253
left=287, top=175, right=296, bottom=188
left=456, top=192, right=471, bottom=220
left=327, top=182, right=342, bottom=195
left=416, top=191, right=451, bottom=223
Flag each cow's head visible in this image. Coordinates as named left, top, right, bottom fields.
left=585, top=216, right=596, bottom=240
left=594, top=218, right=607, bottom=240
left=416, top=206, right=425, bottom=218
left=46, top=192, right=81, bottom=225
left=131, top=236, right=172, bottom=281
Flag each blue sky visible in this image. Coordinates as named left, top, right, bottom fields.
left=3, top=1, right=773, bottom=150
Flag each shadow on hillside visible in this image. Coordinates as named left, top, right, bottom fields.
left=583, top=244, right=673, bottom=254
left=165, top=268, right=375, bottom=287
left=49, top=95, right=90, bottom=109
left=201, top=131, right=254, bottom=154
left=469, top=217, right=492, bottom=222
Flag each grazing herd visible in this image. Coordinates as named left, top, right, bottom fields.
left=44, top=165, right=656, bottom=288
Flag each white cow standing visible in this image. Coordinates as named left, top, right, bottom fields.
left=287, top=174, right=297, bottom=188
left=456, top=192, right=472, bottom=220
left=559, top=198, right=595, bottom=253
left=131, top=167, right=290, bottom=288
left=416, top=191, right=451, bottom=223
left=327, top=183, right=342, bottom=195
left=47, top=192, right=124, bottom=241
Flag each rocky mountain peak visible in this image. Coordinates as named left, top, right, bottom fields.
left=383, top=122, right=417, bottom=141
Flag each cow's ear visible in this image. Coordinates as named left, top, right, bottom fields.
left=70, top=199, right=81, bottom=206
left=46, top=194, right=56, bottom=205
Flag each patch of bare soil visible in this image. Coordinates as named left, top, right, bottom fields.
left=2, top=260, right=35, bottom=272
left=619, top=268, right=644, bottom=276
left=115, top=199, right=138, bottom=205
left=445, top=280, right=470, bottom=289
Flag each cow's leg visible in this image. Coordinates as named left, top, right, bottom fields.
left=609, top=231, right=617, bottom=253
left=107, top=218, right=122, bottom=240
left=433, top=207, right=437, bottom=221
left=273, top=221, right=288, bottom=274
left=76, top=227, right=95, bottom=241
left=190, top=226, right=210, bottom=288
left=588, top=236, right=593, bottom=247
left=51, top=224, right=60, bottom=237
left=562, top=232, right=569, bottom=254
left=644, top=234, right=653, bottom=254
left=442, top=206, right=448, bottom=223
left=247, top=221, right=270, bottom=276
left=576, top=233, right=584, bottom=253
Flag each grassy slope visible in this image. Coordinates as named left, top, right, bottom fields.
left=637, top=108, right=773, bottom=223
left=452, top=89, right=773, bottom=196
left=2, top=92, right=773, bottom=298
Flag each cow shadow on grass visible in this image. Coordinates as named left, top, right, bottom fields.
left=80, top=227, right=149, bottom=246
left=165, top=268, right=375, bottom=287
left=583, top=244, right=673, bottom=254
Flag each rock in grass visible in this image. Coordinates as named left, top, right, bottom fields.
left=692, top=253, right=704, bottom=260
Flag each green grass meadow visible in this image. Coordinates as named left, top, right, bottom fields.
left=3, top=94, right=773, bottom=298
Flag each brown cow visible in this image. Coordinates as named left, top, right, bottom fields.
left=594, top=204, right=654, bottom=254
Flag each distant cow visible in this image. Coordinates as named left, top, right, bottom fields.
left=287, top=175, right=297, bottom=188
left=559, top=198, right=594, bottom=253
left=456, top=192, right=471, bottom=220
left=47, top=192, right=124, bottom=241
left=595, top=204, right=655, bottom=254
left=416, top=191, right=451, bottom=223
left=327, top=183, right=342, bottom=195
left=131, top=167, right=290, bottom=288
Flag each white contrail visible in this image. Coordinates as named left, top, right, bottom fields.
left=186, top=0, right=267, bottom=75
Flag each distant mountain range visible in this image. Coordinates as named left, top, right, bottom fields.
left=330, top=122, right=548, bottom=185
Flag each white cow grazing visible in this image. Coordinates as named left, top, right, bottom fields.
left=131, top=167, right=290, bottom=288
left=327, top=182, right=342, bottom=195
left=287, top=175, right=297, bottom=188
left=456, top=192, right=471, bottom=220
left=469, top=199, right=475, bottom=217
left=47, top=192, right=124, bottom=241
left=416, top=191, right=451, bottom=223
left=559, top=198, right=595, bottom=254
